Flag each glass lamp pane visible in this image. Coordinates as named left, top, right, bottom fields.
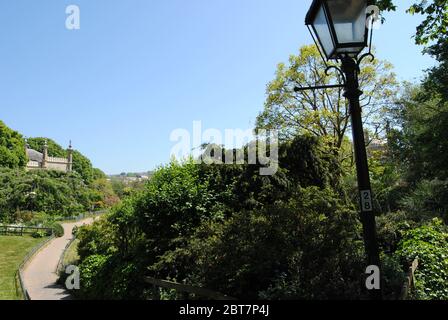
left=327, top=0, right=367, bottom=45
left=312, top=5, right=335, bottom=58
left=335, top=46, right=365, bottom=57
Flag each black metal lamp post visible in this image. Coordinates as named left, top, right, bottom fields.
left=298, top=0, right=382, bottom=300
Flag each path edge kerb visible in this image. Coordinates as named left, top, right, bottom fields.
left=16, top=235, right=56, bottom=300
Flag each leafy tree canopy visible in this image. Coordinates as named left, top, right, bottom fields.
left=256, top=45, right=397, bottom=157
left=0, top=121, right=27, bottom=169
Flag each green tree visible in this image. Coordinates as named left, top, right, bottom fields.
left=256, top=45, right=397, bottom=156
left=0, top=121, right=27, bottom=169
left=388, top=85, right=448, bottom=182
left=0, top=168, right=95, bottom=221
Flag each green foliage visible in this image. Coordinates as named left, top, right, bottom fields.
left=77, top=218, right=116, bottom=261
left=51, top=222, right=64, bottom=238
left=92, top=168, right=107, bottom=180
left=72, top=150, right=95, bottom=184
left=182, top=187, right=364, bottom=300
left=108, top=198, right=143, bottom=258
left=0, top=168, right=103, bottom=221
left=0, top=121, right=27, bottom=169
left=395, top=219, right=448, bottom=300
left=407, top=0, right=448, bottom=45
left=77, top=254, right=110, bottom=299
left=89, top=178, right=120, bottom=209
left=76, top=253, right=147, bottom=300
left=32, top=230, right=46, bottom=238
left=134, top=160, right=217, bottom=259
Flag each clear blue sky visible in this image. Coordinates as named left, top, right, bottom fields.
left=0, top=0, right=435, bottom=174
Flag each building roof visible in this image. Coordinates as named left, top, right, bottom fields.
left=26, top=148, right=43, bottom=162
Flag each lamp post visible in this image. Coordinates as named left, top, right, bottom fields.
left=299, top=0, right=382, bottom=300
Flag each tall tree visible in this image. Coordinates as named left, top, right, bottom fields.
left=256, top=45, right=398, bottom=156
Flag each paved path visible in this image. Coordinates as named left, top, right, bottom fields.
left=22, top=218, right=95, bottom=300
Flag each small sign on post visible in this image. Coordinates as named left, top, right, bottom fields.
left=360, top=190, right=373, bottom=212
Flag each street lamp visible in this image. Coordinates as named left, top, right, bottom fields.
left=306, top=0, right=369, bottom=60
left=298, top=0, right=382, bottom=300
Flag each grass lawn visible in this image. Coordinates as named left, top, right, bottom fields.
left=0, top=235, right=48, bottom=300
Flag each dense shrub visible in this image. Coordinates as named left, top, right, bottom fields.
left=76, top=253, right=148, bottom=300
left=395, top=219, right=448, bottom=300
left=77, top=254, right=110, bottom=299
left=179, top=187, right=365, bottom=300
left=77, top=218, right=116, bottom=261
left=134, top=160, right=218, bottom=261
left=32, top=230, right=46, bottom=238
left=51, top=222, right=64, bottom=238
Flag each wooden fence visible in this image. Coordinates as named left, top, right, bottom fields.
left=0, top=225, right=53, bottom=236
left=145, top=277, right=236, bottom=300
left=400, top=258, right=419, bottom=300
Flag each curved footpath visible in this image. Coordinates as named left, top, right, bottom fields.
left=22, top=218, right=95, bottom=300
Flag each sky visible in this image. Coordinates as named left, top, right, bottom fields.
left=0, top=0, right=435, bottom=174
